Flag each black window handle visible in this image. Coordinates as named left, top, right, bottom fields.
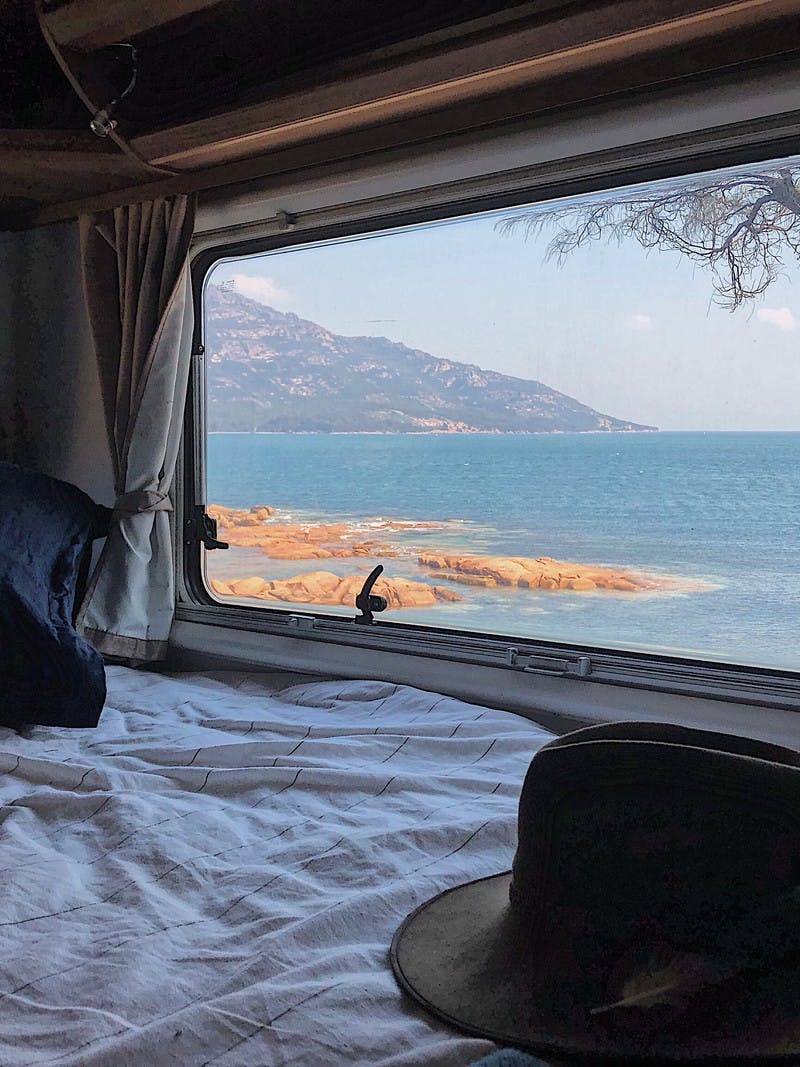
left=354, top=565, right=388, bottom=624
left=185, top=506, right=229, bottom=551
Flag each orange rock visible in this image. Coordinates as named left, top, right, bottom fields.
left=607, top=578, right=639, bottom=592
left=260, top=541, right=333, bottom=560
left=227, top=576, right=271, bottom=598
left=209, top=504, right=275, bottom=528
left=466, top=557, right=532, bottom=585
left=417, top=554, right=455, bottom=570
left=210, top=570, right=461, bottom=609
left=428, top=571, right=497, bottom=587
left=562, top=576, right=597, bottom=591
left=416, top=552, right=664, bottom=594
left=433, top=586, right=462, bottom=602
left=518, top=574, right=542, bottom=589
left=372, top=576, right=436, bottom=609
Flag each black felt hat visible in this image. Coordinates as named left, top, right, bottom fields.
left=391, top=721, right=800, bottom=1061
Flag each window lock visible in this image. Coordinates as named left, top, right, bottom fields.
left=185, top=506, right=229, bottom=550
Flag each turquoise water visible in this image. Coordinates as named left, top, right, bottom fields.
left=206, top=432, right=800, bottom=671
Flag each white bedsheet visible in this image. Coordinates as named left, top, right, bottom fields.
left=0, top=667, right=555, bottom=1066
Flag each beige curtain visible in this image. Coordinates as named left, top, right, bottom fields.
left=77, top=195, right=195, bottom=660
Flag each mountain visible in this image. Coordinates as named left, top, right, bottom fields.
left=204, top=286, right=657, bottom=434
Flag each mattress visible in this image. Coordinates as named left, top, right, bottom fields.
left=0, top=666, right=555, bottom=1066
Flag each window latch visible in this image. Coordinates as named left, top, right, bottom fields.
left=507, top=647, right=592, bottom=678
left=185, top=506, right=229, bottom=550
left=354, top=565, right=388, bottom=625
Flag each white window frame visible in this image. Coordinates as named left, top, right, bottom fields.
left=173, top=63, right=800, bottom=733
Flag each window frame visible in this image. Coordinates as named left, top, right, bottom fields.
left=178, top=122, right=800, bottom=714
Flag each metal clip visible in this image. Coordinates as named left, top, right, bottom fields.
left=275, top=210, right=297, bottom=231
left=573, top=656, right=592, bottom=678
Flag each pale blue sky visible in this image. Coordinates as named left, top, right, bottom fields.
left=209, top=193, right=800, bottom=431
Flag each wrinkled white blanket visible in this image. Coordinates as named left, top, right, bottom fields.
left=0, top=667, right=555, bottom=1066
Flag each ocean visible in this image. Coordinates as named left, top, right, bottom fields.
left=206, top=431, right=800, bottom=672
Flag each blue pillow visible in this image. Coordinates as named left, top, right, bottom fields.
left=0, top=463, right=108, bottom=728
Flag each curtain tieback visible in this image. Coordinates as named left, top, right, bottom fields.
left=114, top=491, right=173, bottom=514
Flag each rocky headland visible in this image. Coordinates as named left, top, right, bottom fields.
left=205, top=286, right=657, bottom=434
left=208, top=503, right=684, bottom=609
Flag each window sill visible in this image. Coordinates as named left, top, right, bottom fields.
left=169, top=609, right=800, bottom=748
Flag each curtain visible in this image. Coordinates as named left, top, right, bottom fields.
left=77, top=195, right=195, bottom=661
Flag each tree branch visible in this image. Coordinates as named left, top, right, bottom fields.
left=498, top=168, right=800, bottom=310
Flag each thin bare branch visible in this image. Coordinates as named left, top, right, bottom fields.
left=498, top=168, right=800, bottom=309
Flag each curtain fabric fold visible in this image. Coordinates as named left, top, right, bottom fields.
left=77, top=195, right=195, bottom=661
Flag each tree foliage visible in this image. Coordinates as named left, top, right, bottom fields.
left=498, top=166, right=800, bottom=309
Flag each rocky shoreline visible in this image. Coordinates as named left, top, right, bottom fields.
left=208, top=505, right=435, bottom=560
left=207, top=504, right=683, bottom=609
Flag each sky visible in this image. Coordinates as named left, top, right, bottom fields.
left=208, top=172, right=800, bottom=432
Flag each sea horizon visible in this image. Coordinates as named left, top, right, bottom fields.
left=207, top=428, right=800, bottom=435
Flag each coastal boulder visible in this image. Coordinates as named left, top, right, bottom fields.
left=227, top=576, right=271, bottom=598
left=428, top=571, right=497, bottom=588
left=432, top=586, right=462, bottom=603
left=416, top=551, right=660, bottom=594
left=209, top=570, right=461, bottom=609
left=261, top=541, right=333, bottom=560
left=561, top=576, right=597, bottom=591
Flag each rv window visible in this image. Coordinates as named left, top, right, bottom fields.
left=192, top=154, right=800, bottom=682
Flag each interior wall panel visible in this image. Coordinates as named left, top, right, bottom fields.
left=7, top=222, right=114, bottom=504
left=0, top=231, right=21, bottom=463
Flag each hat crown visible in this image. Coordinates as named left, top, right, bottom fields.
left=510, top=722, right=800, bottom=964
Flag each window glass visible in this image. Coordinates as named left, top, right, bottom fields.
left=202, top=156, right=800, bottom=671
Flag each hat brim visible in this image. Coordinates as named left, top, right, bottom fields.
left=391, top=872, right=800, bottom=1062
